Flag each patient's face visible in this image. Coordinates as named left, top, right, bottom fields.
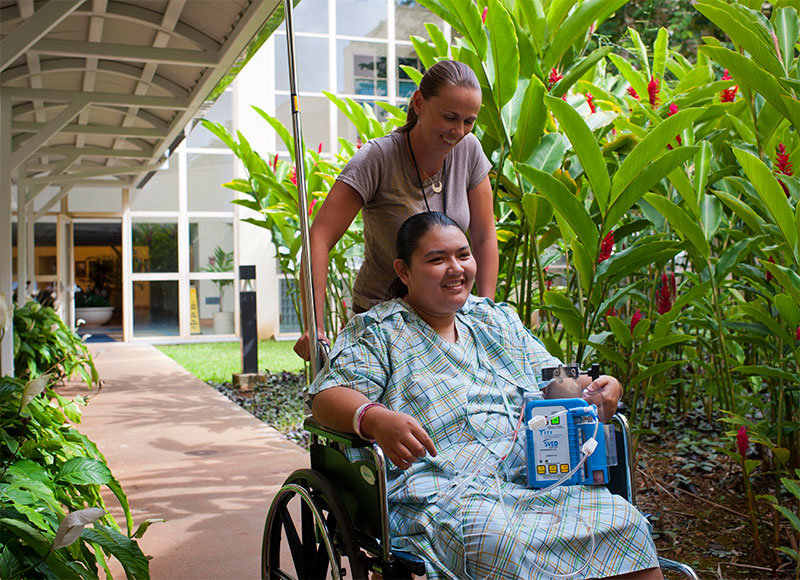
left=397, top=225, right=476, bottom=317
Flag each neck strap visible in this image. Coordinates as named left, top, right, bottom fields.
left=406, top=130, right=447, bottom=215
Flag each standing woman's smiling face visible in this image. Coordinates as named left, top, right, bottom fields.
left=394, top=224, right=476, bottom=321
left=413, top=85, right=482, bottom=155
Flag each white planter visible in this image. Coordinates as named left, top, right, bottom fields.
left=212, top=311, right=235, bottom=334
left=76, top=306, right=114, bottom=326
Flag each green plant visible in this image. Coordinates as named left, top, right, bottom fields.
left=0, top=373, right=151, bottom=579
left=13, top=302, right=98, bottom=387
left=74, top=291, right=111, bottom=309
left=203, top=246, right=234, bottom=312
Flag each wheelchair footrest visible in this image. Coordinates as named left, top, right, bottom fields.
left=390, top=550, right=426, bottom=577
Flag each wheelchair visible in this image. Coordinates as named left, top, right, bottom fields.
left=261, top=409, right=700, bottom=580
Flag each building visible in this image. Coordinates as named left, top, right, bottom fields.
left=1, top=0, right=446, bottom=374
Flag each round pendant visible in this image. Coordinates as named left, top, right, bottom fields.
left=431, top=180, right=443, bottom=193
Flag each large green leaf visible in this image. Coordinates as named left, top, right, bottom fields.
left=699, top=46, right=800, bottom=128
left=517, top=163, right=599, bottom=255
left=733, top=148, right=798, bottom=264
left=607, top=315, right=633, bottom=350
left=603, top=146, right=698, bottom=238
left=715, top=235, right=768, bottom=280
left=521, top=192, right=554, bottom=234
left=544, top=291, right=584, bottom=339
left=550, top=46, right=613, bottom=98
left=543, top=0, right=626, bottom=73
left=643, top=193, right=710, bottom=260
left=57, top=457, right=112, bottom=485
left=545, top=95, right=611, bottom=212
left=668, top=164, right=701, bottom=219
left=694, top=141, right=712, bottom=199
left=252, top=106, right=294, bottom=154
left=700, top=194, right=723, bottom=241
left=596, top=240, right=682, bottom=284
left=83, top=524, right=150, bottom=580
left=695, top=0, right=785, bottom=78
left=608, top=54, right=648, bottom=104
left=516, top=0, right=546, bottom=54
left=571, top=239, right=594, bottom=296
left=627, top=27, right=651, bottom=79
left=712, top=188, right=765, bottom=234
left=486, top=0, right=519, bottom=110
left=610, top=108, right=704, bottom=204
left=421, top=0, right=487, bottom=58
left=410, top=35, right=438, bottom=69
left=510, top=77, right=547, bottom=163
left=525, top=133, right=566, bottom=173
left=652, top=28, right=669, bottom=82
left=424, top=22, right=450, bottom=56
left=775, top=7, right=800, bottom=74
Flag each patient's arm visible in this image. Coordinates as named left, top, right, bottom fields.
left=312, top=386, right=437, bottom=469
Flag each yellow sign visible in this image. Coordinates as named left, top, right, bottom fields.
left=189, top=287, right=201, bottom=334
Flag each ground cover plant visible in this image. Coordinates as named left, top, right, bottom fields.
left=206, top=0, right=800, bottom=575
left=1, top=301, right=150, bottom=578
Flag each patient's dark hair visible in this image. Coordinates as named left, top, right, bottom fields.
left=386, top=211, right=463, bottom=299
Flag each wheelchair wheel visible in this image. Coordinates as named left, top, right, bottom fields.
left=262, top=468, right=367, bottom=580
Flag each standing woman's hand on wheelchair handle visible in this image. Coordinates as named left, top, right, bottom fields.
left=360, top=407, right=438, bottom=470
left=293, top=327, right=330, bottom=361
left=581, top=374, right=622, bottom=422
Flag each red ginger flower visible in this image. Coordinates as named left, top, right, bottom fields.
left=647, top=76, right=660, bottom=107
left=585, top=92, right=596, bottom=114
left=318, top=142, right=323, bottom=154
left=630, top=309, right=642, bottom=335
left=796, top=326, right=800, bottom=341
left=308, top=198, right=317, bottom=216
left=667, top=103, right=682, bottom=147
left=548, top=68, right=563, bottom=90
left=627, top=86, right=640, bottom=100
left=776, top=143, right=793, bottom=176
left=606, top=306, right=617, bottom=317
left=736, top=426, right=749, bottom=458
left=657, top=272, right=676, bottom=315
left=775, top=143, right=793, bottom=197
left=289, top=167, right=297, bottom=185
left=720, top=70, right=738, bottom=103
left=598, top=231, right=614, bottom=263
left=766, top=256, right=775, bottom=282
left=272, top=153, right=279, bottom=170
left=481, top=6, right=488, bottom=23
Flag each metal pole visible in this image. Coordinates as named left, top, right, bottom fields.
left=283, top=0, right=321, bottom=378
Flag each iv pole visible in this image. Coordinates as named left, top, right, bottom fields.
left=283, top=0, right=322, bottom=379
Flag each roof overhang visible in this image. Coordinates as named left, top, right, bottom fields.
left=1, top=0, right=285, bottom=203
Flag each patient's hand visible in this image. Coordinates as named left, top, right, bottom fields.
left=360, top=407, right=437, bottom=469
left=581, top=375, right=622, bottom=422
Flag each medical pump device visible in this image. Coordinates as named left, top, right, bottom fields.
left=524, top=364, right=615, bottom=488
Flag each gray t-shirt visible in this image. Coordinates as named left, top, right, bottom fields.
left=337, top=131, right=491, bottom=310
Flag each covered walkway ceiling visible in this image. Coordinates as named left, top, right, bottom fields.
left=1, top=0, right=284, bottom=204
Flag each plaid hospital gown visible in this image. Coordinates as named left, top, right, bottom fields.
left=310, top=296, right=659, bottom=579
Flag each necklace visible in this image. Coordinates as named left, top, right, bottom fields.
left=406, top=131, right=447, bottom=214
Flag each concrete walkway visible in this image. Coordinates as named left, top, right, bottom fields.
left=62, top=342, right=308, bottom=580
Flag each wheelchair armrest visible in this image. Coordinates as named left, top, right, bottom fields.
left=304, top=416, right=374, bottom=448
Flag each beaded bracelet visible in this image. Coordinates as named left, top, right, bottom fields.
left=352, top=402, right=385, bottom=441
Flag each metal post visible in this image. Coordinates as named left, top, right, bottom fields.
left=283, top=0, right=321, bottom=378
left=239, top=265, right=258, bottom=374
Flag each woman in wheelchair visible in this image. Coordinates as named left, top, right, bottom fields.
left=310, top=212, right=662, bottom=579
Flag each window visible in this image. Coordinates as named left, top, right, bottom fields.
left=337, top=40, right=388, bottom=96
left=187, top=153, right=235, bottom=212
left=131, top=219, right=178, bottom=273
left=336, top=0, right=387, bottom=37
left=279, top=278, right=301, bottom=334
left=188, top=91, right=234, bottom=149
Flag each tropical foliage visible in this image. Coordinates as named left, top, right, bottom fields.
left=1, top=303, right=150, bottom=578
left=210, top=0, right=800, bottom=566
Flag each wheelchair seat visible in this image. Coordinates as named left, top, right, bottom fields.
left=262, top=413, right=699, bottom=580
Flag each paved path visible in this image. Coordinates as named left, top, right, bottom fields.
left=63, top=342, right=308, bottom=579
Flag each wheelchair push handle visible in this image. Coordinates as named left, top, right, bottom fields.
left=541, top=363, right=600, bottom=382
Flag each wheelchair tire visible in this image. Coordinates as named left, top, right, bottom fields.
left=262, top=468, right=367, bottom=580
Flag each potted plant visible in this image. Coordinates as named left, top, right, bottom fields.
left=205, top=246, right=235, bottom=334
left=74, top=289, right=114, bottom=326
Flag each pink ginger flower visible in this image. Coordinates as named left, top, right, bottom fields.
left=308, top=198, right=317, bottom=216
left=720, top=70, right=738, bottom=102
left=796, top=326, right=800, bottom=341
left=481, top=6, right=488, bottom=23
left=548, top=68, right=563, bottom=90
left=318, top=142, right=323, bottom=154
left=627, top=86, right=640, bottom=100
left=775, top=143, right=793, bottom=197
left=630, top=309, right=642, bottom=335
left=647, top=76, right=660, bottom=107
left=606, top=306, right=617, bottom=318
left=667, top=103, right=682, bottom=148
left=736, top=426, right=749, bottom=458
left=585, top=92, right=596, bottom=114
left=598, top=231, right=614, bottom=263
left=289, top=167, right=297, bottom=186
left=543, top=267, right=552, bottom=290
left=766, top=256, right=775, bottom=283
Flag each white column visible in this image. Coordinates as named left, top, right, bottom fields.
left=16, top=187, right=27, bottom=305
left=177, top=137, right=189, bottom=337
left=0, top=96, right=13, bottom=374
left=121, top=188, right=132, bottom=342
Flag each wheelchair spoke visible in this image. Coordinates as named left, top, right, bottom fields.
left=279, top=503, right=305, bottom=578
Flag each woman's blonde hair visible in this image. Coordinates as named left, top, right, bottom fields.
left=396, top=60, right=480, bottom=133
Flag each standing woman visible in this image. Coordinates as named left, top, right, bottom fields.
left=294, top=60, right=497, bottom=359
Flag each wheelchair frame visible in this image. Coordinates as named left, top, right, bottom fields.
left=262, top=412, right=700, bottom=580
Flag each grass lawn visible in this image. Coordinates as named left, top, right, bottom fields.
left=156, top=340, right=305, bottom=383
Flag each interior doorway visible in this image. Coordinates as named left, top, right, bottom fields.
left=73, top=220, right=122, bottom=340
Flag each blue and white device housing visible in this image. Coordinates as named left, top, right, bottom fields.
left=524, top=396, right=609, bottom=488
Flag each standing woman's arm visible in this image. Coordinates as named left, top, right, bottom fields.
left=467, top=175, right=498, bottom=299
left=293, top=181, right=363, bottom=360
